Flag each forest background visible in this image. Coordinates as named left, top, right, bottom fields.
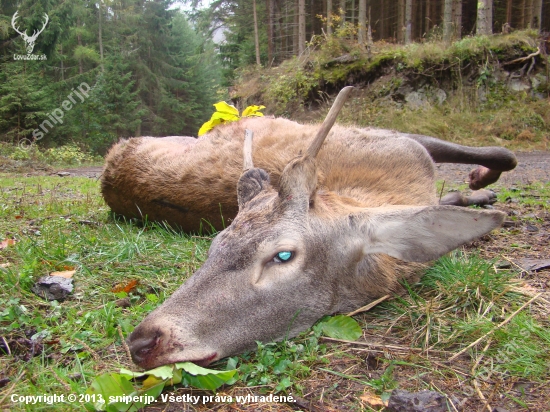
left=1, top=0, right=549, bottom=158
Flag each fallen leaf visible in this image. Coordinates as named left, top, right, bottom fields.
left=516, top=258, right=550, bottom=272
left=360, top=392, right=387, bottom=407
left=112, top=279, right=139, bottom=293
left=0, top=263, right=12, bottom=268
left=50, top=270, right=76, bottom=278
left=15, top=215, right=23, bottom=219
left=0, top=239, right=17, bottom=250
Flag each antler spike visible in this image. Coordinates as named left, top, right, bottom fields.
left=306, top=86, right=354, bottom=159
left=243, top=129, right=254, bottom=171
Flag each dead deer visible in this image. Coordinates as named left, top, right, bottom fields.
left=101, top=87, right=517, bottom=369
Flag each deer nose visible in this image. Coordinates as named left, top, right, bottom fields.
left=127, top=329, right=161, bottom=364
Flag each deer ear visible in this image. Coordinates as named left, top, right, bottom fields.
left=277, top=155, right=317, bottom=213
left=356, top=206, right=505, bottom=262
left=237, top=168, right=271, bottom=209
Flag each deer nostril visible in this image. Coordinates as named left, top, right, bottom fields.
left=127, top=332, right=161, bottom=362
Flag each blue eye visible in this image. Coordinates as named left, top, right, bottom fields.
left=274, top=251, right=293, bottom=263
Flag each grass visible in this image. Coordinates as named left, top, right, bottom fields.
left=0, top=174, right=549, bottom=411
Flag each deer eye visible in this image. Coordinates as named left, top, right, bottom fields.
left=273, top=251, right=294, bottom=263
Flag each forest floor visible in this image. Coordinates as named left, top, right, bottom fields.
left=1, top=150, right=549, bottom=412
left=53, top=151, right=550, bottom=412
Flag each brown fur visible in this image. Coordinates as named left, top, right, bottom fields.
left=107, top=116, right=516, bottom=369
left=102, top=118, right=436, bottom=232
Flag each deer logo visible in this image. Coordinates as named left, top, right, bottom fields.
left=11, top=11, right=49, bottom=55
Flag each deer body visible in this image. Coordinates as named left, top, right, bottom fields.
left=102, top=117, right=439, bottom=233
left=102, top=89, right=516, bottom=370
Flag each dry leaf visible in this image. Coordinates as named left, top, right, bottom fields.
left=50, top=270, right=76, bottom=278
left=0, top=239, right=17, bottom=250
left=0, top=262, right=12, bottom=268
left=360, top=392, right=387, bottom=407
left=112, top=279, right=139, bottom=293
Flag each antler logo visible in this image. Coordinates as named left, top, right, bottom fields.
left=11, top=11, right=49, bottom=55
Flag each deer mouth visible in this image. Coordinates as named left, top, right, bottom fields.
left=188, top=352, right=218, bottom=367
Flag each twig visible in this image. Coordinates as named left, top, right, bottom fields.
left=117, top=325, right=132, bottom=363
left=1, top=336, right=11, bottom=355
left=0, top=370, right=25, bottom=406
left=191, top=235, right=213, bottom=240
left=51, top=369, right=71, bottom=392
left=472, top=378, right=493, bottom=412
left=320, top=336, right=451, bottom=354
left=74, top=338, right=100, bottom=362
left=449, top=292, right=542, bottom=361
left=346, top=294, right=390, bottom=316
left=438, top=180, right=446, bottom=203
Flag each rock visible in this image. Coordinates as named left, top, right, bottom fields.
left=405, top=91, right=429, bottom=110
left=31, top=276, right=73, bottom=300
left=508, top=79, right=531, bottom=92
left=387, top=389, right=448, bottom=412
left=496, top=260, right=512, bottom=269
left=57, top=172, right=71, bottom=177
left=434, top=88, right=447, bottom=105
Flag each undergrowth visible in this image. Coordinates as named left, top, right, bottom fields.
left=232, top=30, right=549, bottom=150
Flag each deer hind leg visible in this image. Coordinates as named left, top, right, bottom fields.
left=439, top=189, right=497, bottom=207
left=404, top=134, right=517, bottom=190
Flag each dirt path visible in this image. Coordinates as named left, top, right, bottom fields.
left=57, top=151, right=550, bottom=185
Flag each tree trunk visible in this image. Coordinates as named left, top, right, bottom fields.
left=327, top=0, right=333, bottom=36
left=298, top=0, right=306, bottom=55
left=267, top=0, right=274, bottom=65
left=405, top=0, right=412, bottom=44
left=453, top=0, right=462, bottom=39
left=380, top=0, right=385, bottom=40
left=358, top=0, right=366, bottom=49
left=425, top=0, right=431, bottom=33
left=505, top=0, right=513, bottom=25
left=77, top=17, right=83, bottom=75
left=476, top=0, right=492, bottom=35
left=98, top=1, right=104, bottom=72
left=367, top=6, right=373, bottom=51
left=60, top=43, right=64, bottom=81
left=293, top=1, right=299, bottom=55
left=397, top=0, right=405, bottom=43
left=525, top=0, right=534, bottom=28
left=253, top=0, right=261, bottom=65
left=443, top=0, right=452, bottom=42
left=532, top=0, right=543, bottom=30
left=519, top=0, right=526, bottom=28
left=339, top=0, right=346, bottom=21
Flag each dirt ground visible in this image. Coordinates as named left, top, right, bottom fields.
left=54, top=151, right=550, bottom=184
left=52, top=152, right=550, bottom=411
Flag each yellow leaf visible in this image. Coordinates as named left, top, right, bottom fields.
left=242, top=105, right=266, bottom=117
left=213, top=101, right=239, bottom=117
left=50, top=270, right=76, bottom=278
left=142, top=374, right=165, bottom=390
left=198, top=118, right=224, bottom=136
left=211, top=111, right=239, bottom=122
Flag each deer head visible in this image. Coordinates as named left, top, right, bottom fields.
left=12, top=11, right=49, bottom=55
left=127, top=87, right=505, bottom=369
